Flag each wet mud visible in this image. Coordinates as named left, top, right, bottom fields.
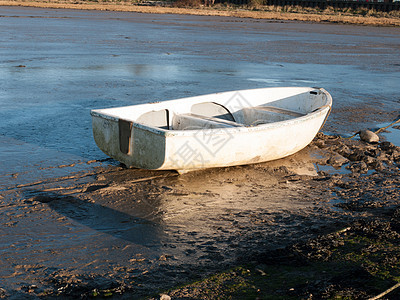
left=165, top=211, right=400, bottom=299
left=0, top=155, right=335, bottom=298
left=2, top=131, right=400, bottom=299
left=156, top=132, right=400, bottom=300
left=1, top=6, right=400, bottom=299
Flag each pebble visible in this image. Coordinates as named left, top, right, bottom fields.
left=328, top=153, right=349, bottom=167
left=347, top=161, right=369, bottom=174
left=363, top=155, right=376, bottom=165
left=359, top=130, right=379, bottom=143
left=160, top=295, right=171, bottom=300
left=347, top=149, right=365, bottom=162
left=380, top=141, right=395, bottom=151
left=337, top=144, right=352, bottom=157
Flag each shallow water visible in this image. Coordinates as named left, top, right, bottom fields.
left=378, top=122, right=400, bottom=146
left=1, top=6, right=400, bottom=186
left=1, top=7, right=400, bottom=297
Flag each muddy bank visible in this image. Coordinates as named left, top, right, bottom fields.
left=1, top=0, right=400, bottom=26
left=164, top=211, right=400, bottom=299
left=157, top=132, right=400, bottom=300
left=0, top=155, right=341, bottom=298
left=1, top=128, right=400, bottom=299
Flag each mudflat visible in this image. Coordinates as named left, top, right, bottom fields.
left=2, top=133, right=400, bottom=299
left=0, top=5, right=400, bottom=299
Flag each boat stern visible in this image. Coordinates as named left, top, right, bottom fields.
left=91, top=111, right=167, bottom=169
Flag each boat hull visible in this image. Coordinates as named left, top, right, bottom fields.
left=91, top=87, right=332, bottom=173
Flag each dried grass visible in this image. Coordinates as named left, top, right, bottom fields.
left=173, top=0, right=202, bottom=8
left=0, top=0, right=399, bottom=26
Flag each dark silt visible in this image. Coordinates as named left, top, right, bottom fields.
left=0, top=6, right=399, bottom=298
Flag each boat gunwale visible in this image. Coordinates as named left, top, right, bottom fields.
left=90, top=87, right=332, bottom=137
left=91, top=105, right=331, bottom=138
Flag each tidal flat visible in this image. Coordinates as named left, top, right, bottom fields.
left=0, top=6, right=399, bottom=299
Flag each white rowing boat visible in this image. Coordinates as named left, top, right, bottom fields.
left=91, top=87, right=332, bottom=173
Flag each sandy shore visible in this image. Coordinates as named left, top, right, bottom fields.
left=1, top=0, right=400, bottom=26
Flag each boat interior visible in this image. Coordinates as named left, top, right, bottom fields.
left=113, top=90, right=328, bottom=153
left=135, top=101, right=307, bottom=131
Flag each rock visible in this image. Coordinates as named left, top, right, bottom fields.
left=347, top=149, right=365, bottom=162
left=359, top=130, right=379, bottom=143
left=363, top=155, right=376, bottom=166
left=347, top=161, right=368, bottom=174
left=337, top=145, right=352, bottom=157
left=327, top=153, right=349, bottom=168
left=160, top=295, right=171, bottom=300
left=313, top=139, right=326, bottom=148
left=376, top=152, right=389, bottom=162
left=380, top=141, right=395, bottom=151
left=365, top=146, right=380, bottom=158
left=373, top=160, right=385, bottom=171
left=392, top=149, right=400, bottom=161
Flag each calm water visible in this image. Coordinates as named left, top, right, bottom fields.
left=0, top=6, right=399, bottom=188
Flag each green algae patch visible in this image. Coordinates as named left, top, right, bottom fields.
left=330, top=223, right=400, bottom=283
left=169, top=262, right=390, bottom=299
left=162, top=267, right=260, bottom=299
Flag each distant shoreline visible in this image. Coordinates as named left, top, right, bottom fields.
left=1, top=0, right=400, bottom=26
